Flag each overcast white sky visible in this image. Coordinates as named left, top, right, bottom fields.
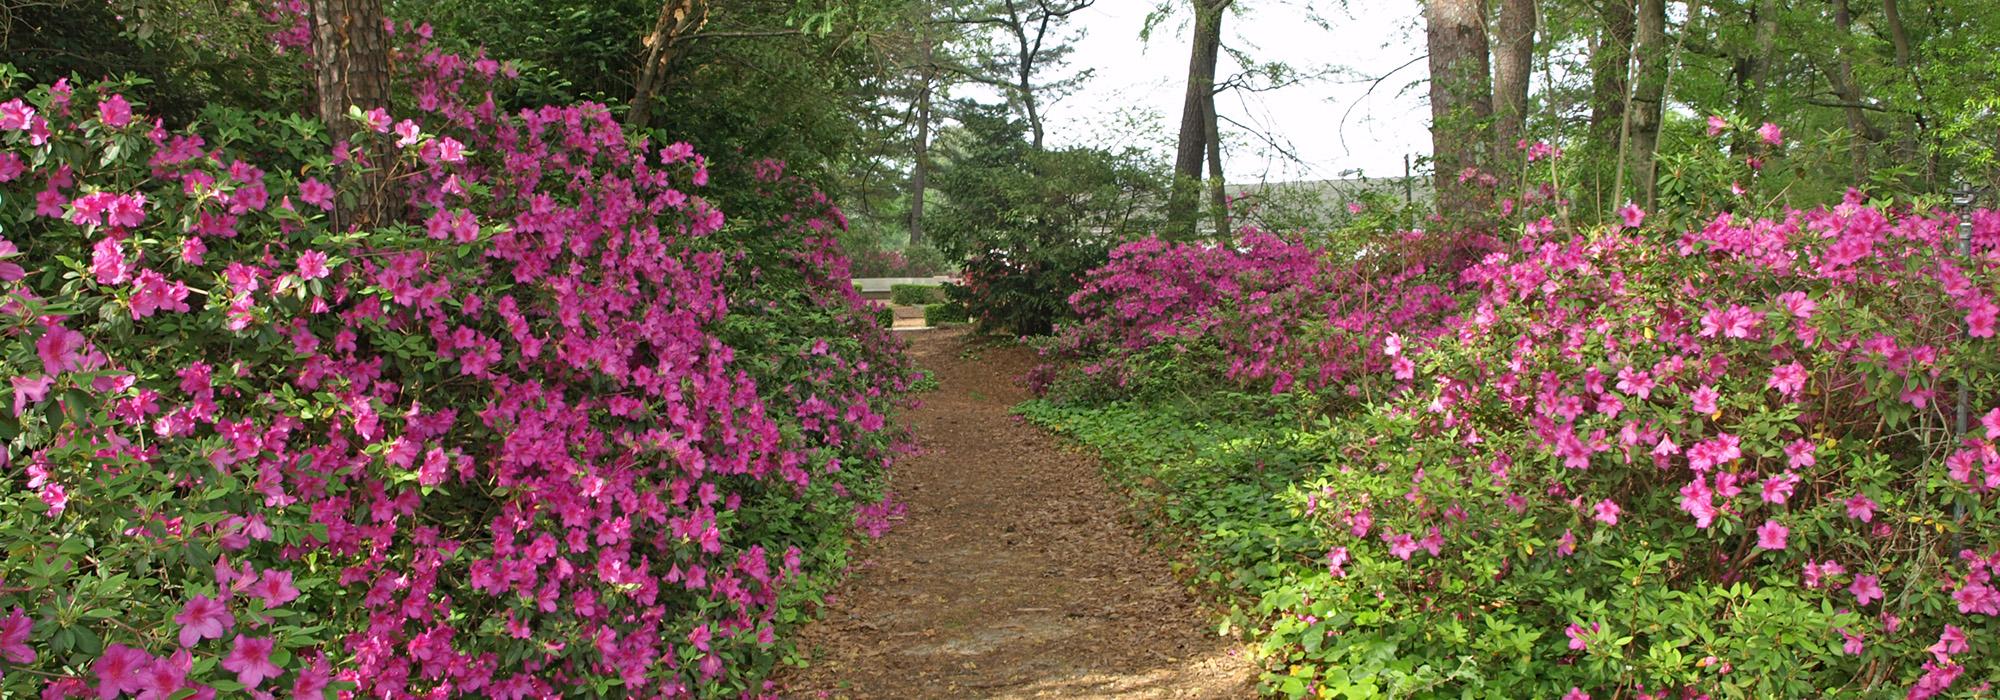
left=1036, top=1, right=1432, bottom=184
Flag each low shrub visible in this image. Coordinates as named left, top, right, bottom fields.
left=888, top=284, right=945, bottom=306
left=922, top=302, right=968, bottom=327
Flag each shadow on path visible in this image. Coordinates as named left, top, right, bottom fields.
left=783, top=329, right=1259, bottom=699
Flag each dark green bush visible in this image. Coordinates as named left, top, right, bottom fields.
left=923, top=302, right=969, bottom=326
left=890, top=284, right=945, bottom=305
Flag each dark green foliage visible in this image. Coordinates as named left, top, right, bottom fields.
left=925, top=106, right=1167, bottom=336
left=922, top=301, right=967, bottom=326
left=0, top=0, right=304, bottom=124
left=889, top=284, right=945, bottom=305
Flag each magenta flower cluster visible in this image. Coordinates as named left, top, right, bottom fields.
left=0, top=19, right=910, bottom=700
left=1043, top=190, right=2000, bottom=695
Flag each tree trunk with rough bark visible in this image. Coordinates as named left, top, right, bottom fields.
left=1728, top=0, right=1777, bottom=157
left=1426, top=0, right=1493, bottom=221
left=1168, top=0, right=1226, bottom=239
left=1588, top=0, right=1635, bottom=153
left=1879, top=0, right=1932, bottom=186
left=1496, top=0, right=1536, bottom=191
left=1493, top=0, right=1536, bottom=159
left=308, top=0, right=394, bottom=230
left=1205, top=96, right=1227, bottom=237
left=1624, top=0, right=1668, bottom=206
left=1831, top=0, right=1880, bottom=182
left=910, top=82, right=932, bottom=248
left=629, top=0, right=706, bottom=132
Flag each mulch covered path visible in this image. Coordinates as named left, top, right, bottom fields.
left=782, top=328, right=1259, bottom=699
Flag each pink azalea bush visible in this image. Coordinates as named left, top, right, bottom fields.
left=0, top=23, right=910, bottom=699
left=1042, top=191, right=1999, bottom=695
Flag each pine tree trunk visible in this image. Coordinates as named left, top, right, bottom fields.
left=1588, top=0, right=1635, bottom=153
left=1206, top=96, right=1227, bottom=238
left=1168, top=0, right=1226, bottom=239
left=1880, top=0, right=1932, bottom=187
left=1831, top=0, right=1880, bottom=182
left=1729, top=0, right=1778, bottom=158
left=308, top=0, right=394, bottom=230
left=910, top=83, right=932, bottom=248
left=1493, top=0, right=1536, bottom=157
left=1426, top=0, right=1493, bottom=221
left=1625, top=0, right=1668, bottom=207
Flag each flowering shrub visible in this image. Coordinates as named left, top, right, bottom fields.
left=0, top=26, right=909, bottom=699
left=1040, top=188, right=2000, bottom=695
left=1032, top=230, right=1461, bottom=400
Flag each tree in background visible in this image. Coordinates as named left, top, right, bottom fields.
left=925, top=105, right=1166, bottom=334
left=1165, top=0, right=1230, bottom=240
left=307, top=0, right=395, bottom=228
left=1425, top=0, right=1492, bottom=221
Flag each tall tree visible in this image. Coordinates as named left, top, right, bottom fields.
left=308, top=0, right=394, bottom=229
left=1588, top=0, right=1636, bottom=154
left=1426, top=0, right=1494, bottom=220
left=1166, top=0, right=1229, bottom=238
left=1827, top=0, right=1881, bottom=181
left=628, top=0, right=708, bottom=131
left=956, top=0, right=1095, bottom=150
left=1493, top=0, right=1538, bottom=186
left=1618, top=0, right=1668, bottom=207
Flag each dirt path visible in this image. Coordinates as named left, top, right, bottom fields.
left=784, top=329, right=1259, bottom=699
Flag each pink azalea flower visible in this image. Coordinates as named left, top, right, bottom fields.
left=0, top=607, right=34, bottom=663
left=37, top=325, right=87, bottom=375
left=1565, top=621, right=1598, bottom=651
left=1844, top=493, right=1877, bottom=522
left=1556, top=528, right=1577, bottom=557
left=362, top=107, right=393, bottom=133
left=1755, top=519, right=1789, bottom=550
left=1840, top=628, right=1865, bottom=655
left=11, top=375, right=52, bottom=418
left=298, top=178, right=334, bottom=210
left=1565, top=689, right=1590, bottom=700
left=297, top=250, right=330, bottom=280
left=393, top=119, right=422, bottom=147
left=1930, top=625, right=1968, bottom=661
left=291, top=655, right=333, bottom=699
left=1690, top=385, right=1720, bottom=415
left=99, top=94, right=133, bottom=127
left=1760, top=471, right=1800, bottom=504
left=134, top=650, right=192, bottom=700
left=1707, top=114, right=1728, bottom=136
left=1758, top=122, right=1784, bottom=146
left=38, top=483, right=66, bottom=516
left=174, top=595, right=234, bottom=647
left=1766, top=362, right=1807, bottom=398
left=1385, top=532, right=1418, bottom=560
left=0, top=98, right=34, bottom=130
left=1850, top=574, right=1884, bottom=606
left=1592, top=499, right=1620, bottom=526
left=94, top=644, right=153, bottom=697
left=1777, top=291, right=1817, bottom=319
left=1617, top=203, right=1645, bottom=229
left=1325, top=547, right=1349, bottom=577
left=251, top=569, right=301, bottom=608
left=1784, top=439, right=1817, bottom=468
left=0, top=152, right=23, bottom=182
left=1984, top=407, right=2000, bottom=438
left=92, top=236, right=131, bottom=285
left=435, top=137, right=467, bottom=163
left=221, top=635, right=282, bottom=687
